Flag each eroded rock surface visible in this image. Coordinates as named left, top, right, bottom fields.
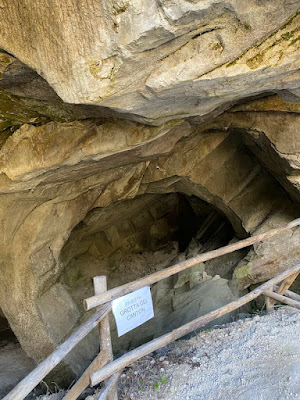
left=0, top=1, right=299, bottom=392
left=0, top=2, right=299, bottom=123
left=0, top=103, right=299, bottom=386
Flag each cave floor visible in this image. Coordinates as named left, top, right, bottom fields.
left=0, top=317, right=35, bottom=398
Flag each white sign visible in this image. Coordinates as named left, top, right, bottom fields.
left=111, top=286, right=154, bottom=337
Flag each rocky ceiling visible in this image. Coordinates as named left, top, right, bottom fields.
left=0, top=1, right=299, bottom=124
left=0, top=0, right=299, bottom=389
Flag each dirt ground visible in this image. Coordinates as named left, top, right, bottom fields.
left=132, top=307, right=300, bottom=400
left=0, top=317, right=35, bottom=398
left=27, top=306, right=300, bottom=400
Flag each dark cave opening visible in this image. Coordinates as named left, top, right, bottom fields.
left=0, top=312, right=35, bottom=397
left=60, top=192, right=237, bottom=315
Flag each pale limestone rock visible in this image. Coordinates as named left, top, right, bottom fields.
left=234, top=204, right=300, bottom=289
left=0, top=2, right=299, bottom=386
left=0, top=109, right=299, bottom=384
left=195, top=100, right=300, bottom=202
left=0, top=2, right=299, bottom=124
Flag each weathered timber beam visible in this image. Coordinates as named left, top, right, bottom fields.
left=3, top=304, right=111, bottom=400
left=84, top=218, right=300, bottom=310
left=274, top=287, right=300, bottom=302
left=267, top=271, right=300, bottom=309
left=263, top=290, right=300, bottom=310
left=276, top=271, right=299, bottom=295
left=62, top=350, right=110, bottom=400
left=90, top=264, right=300, bottom=386
left=96, top=372, right=122, bottom=400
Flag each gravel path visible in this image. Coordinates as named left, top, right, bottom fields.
left=33, top=307, right=300, bottom=400
left=119, top=307, right=300, bottom=400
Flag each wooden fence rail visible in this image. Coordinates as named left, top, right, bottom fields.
left=3, top=217, right=300, bottom=400
left=89, top=264, right=300, bottom=386
left=63, top=350, right=110, bottom=400
left=277, top=287, right=300, bottom=302
left=84, top=218, right=300, bottom=310
left=2, top=304, right=111, bottom=400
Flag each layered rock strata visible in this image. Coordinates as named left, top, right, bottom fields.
left=0, top=3, right=299, bottom=123
left=0, top=0, right=299, bottom=389
left=0, top=101, right=300, bottom=383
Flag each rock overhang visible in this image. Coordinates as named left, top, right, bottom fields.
left=0, top=1, right=300, bottom=391
left=0, top=1, right=298, bottom=124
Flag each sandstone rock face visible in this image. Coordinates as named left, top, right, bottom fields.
left=0, top=2, right=299, bottom=123
left=0, top=1, right=299, bottom=392
left=0, top=106, right=300, bottom=384
left=234, top=205, right=300, bottom=290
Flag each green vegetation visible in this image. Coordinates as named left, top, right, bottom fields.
left=226, top=12, right=299, bottom=69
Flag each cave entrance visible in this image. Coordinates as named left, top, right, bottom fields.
left=60, top=193, right=244, bottom=350
left=60, top=193, right=236, bottom=298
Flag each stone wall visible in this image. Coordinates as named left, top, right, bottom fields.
left=58, top=191, right=239, bottom=352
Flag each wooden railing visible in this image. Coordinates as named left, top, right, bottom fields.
left=3, top=218, right=300, bottom=400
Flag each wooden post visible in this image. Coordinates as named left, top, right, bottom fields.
left=267, top=271, right=299, bottom=310
left=2, top=304, right=111, bottom=400
left=94, top=276, right=118, bottom=400
left=265, top=287, right=274, bottom=312
left=84, top=218, right=300, bottom=311
left=263, top=290, right=300, bottom=310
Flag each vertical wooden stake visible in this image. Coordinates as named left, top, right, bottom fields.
left=266, top=271, right=299, bottom=311
left=265, top=286, right=275, bottom=312
left=94, top=276, right=118, bottom=400
left=276, top=271, right=299, bottom=296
